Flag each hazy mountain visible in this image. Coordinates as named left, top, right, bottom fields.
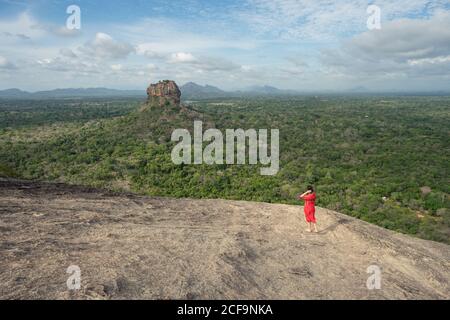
left=0, top=88, right=32, bottom=99
left=180, top=82, right=302, bottom=99
left=240, top=85, right=301, bottom=96
left=180, top=82, right=228, bottom=99
left=245, top=85, right=285, bottom=94
left=33, top=88, right=146, bottom=98
left=0, top=88, right=146, bottom=99
left=347, top=86, right=371, bottom=93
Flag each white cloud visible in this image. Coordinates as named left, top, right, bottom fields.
left=36, top=55, right=101, bottom=74
left=110, top=64, right=123, bottom=71
left=168, top=52, right=197, bottom=63
left=0, top=12, right=44, bottom=41
left=166, top=52, right=241, bottom=73
left=320, top=12, right=450, bottom=80
left=241, top=0, right=450, bottom=41
left=0, top=11, right=83, bottom=42
left=79, top=32, right=134, bottom=60
left=59, top=48, right=77, bottom=58
left=135, top=44, right=167, bottom=59
left=31, top=23, right=81, bottom=38
left=408, top=56, right=450, bottom=66
left=123, top=17, right=257, bottom=51
left=347, top=12, right=450, bottom=61
left=0, top=56, right=17, bottom=69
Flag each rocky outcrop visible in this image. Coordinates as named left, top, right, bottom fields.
left=1, top=179, right=450, bottom=299
left=146, top=80, right=181, bottom=107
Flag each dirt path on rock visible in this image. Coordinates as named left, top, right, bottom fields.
left=1, top=179, right=449, bottom=299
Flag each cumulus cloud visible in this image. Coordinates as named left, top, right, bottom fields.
left=135, top=43, right=168, bottom=59
left=167, top=52, right=241, bottom=72
left=79, top=32, right=135, bottom=60
left=168, top=52, right=197, bottom=63
left=408, top=56, right=450, bottom=66
left=110, top=64, right=123, bottom=71
left=59, top=48, right=78, bottom=59
left=321, top=12, right=450, bottom=78
left=347, top=13, right=450, bottom=61
left=36, top=56, right=101, bottom=74
left=0, top=56, right=17, bottom=69
left=0, top=12, right=45, bottom=40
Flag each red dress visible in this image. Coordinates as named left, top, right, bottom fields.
left=300, top=193, right=316, bottom=223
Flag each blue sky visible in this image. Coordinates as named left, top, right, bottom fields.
left=0, top=0, right=449, bottom=91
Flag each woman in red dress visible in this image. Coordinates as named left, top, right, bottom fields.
left=299, top=186, right=318, bottom=233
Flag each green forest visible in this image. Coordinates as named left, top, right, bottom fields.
left=0, top=96, right=449, bottom=244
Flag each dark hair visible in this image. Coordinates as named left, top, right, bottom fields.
left=307, top=185, right=314, bottom=192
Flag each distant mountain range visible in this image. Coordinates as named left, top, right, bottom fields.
left=243, top=85, right=300, bottom=95
left=0, top=83, right=301, bottom=100
left=180, top=82, right=301, bottom=99
left=0, top=88, right=146, bottom=99
left=1, top=83, right=449, bottom=100
left=180, top=82, right=228, bottom=99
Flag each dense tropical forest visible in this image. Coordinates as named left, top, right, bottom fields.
left=0, top=96, right=449, bottom=244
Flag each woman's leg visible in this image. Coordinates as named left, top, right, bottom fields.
left=311, top=212, right=318, bottom=232
left=304, top=213, right=310, bottom=231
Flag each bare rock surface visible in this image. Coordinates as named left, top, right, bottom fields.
left=0, top=179, right=449, bottom=300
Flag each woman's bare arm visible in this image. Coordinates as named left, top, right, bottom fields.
left=299, top=190, right=311, bottom=199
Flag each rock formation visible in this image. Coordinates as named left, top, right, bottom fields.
left=146, top=80, right=181, bottom=107
left=1, top=178, right=450, bottom=299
